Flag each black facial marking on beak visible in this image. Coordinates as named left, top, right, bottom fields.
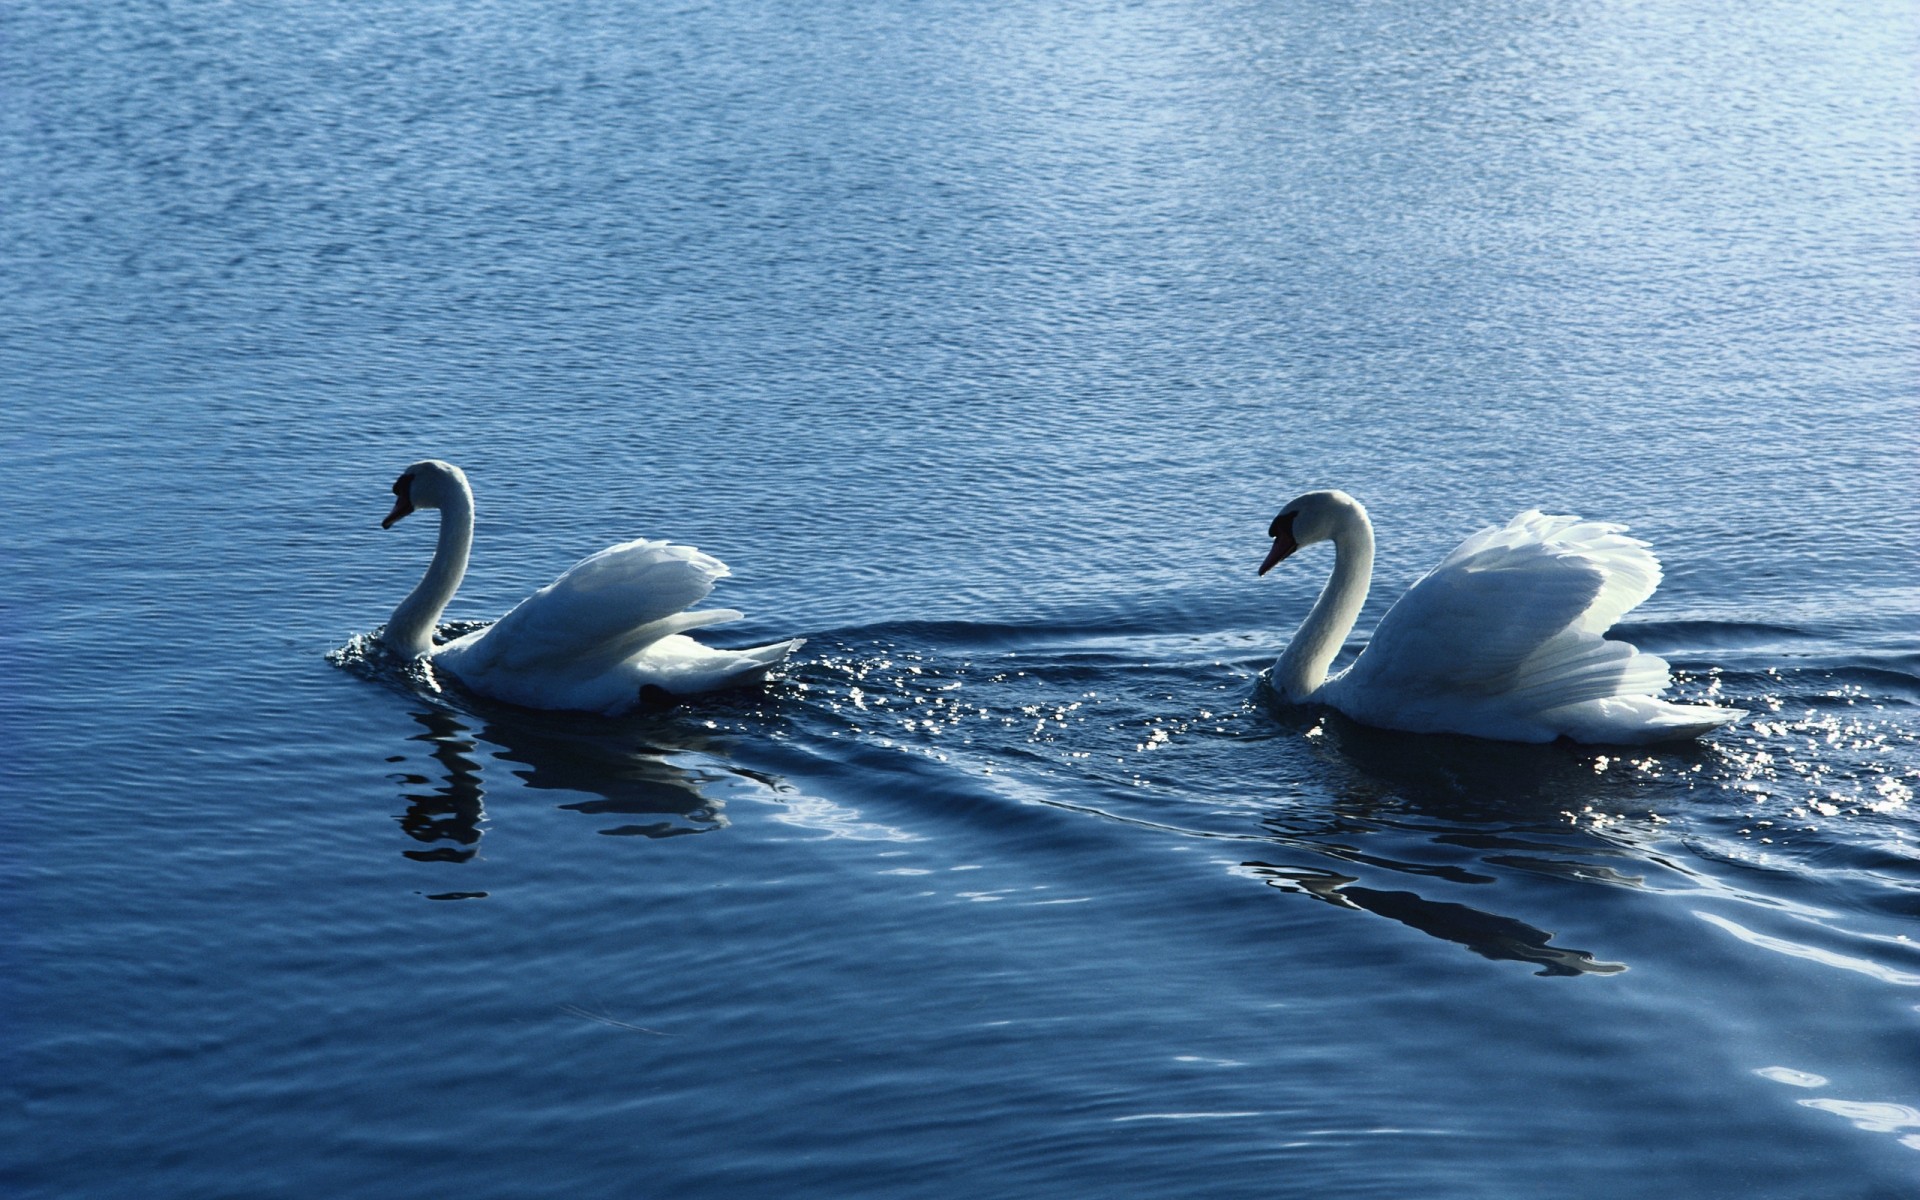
left=1259, top=512, right=1298, bottom=576
left=382, top=471, right=417, bottom=529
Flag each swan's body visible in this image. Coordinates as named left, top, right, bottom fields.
left=1258, top=490, right=1743, bottom=745
left=380, top=460, right=801, bottom=713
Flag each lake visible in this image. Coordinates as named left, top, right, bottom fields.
left=4, top=1, right=1917, bottom=1196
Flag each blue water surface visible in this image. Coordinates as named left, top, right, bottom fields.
left=5, top=1, right=1918, bottom=1196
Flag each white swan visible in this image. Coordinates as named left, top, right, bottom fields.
left=1257, top=490, right=1744, bottom=744
left=379, top=460, right=802, bottom=713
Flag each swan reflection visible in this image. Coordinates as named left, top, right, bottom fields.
left=1240, top=708, right=1706, bottom=975
left=389, top=702, right=773, bottom=861
left=1240, top=863, right=1626, bottom=977
left=394, top=708, right=488, bottom=862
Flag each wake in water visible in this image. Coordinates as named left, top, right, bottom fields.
left=330, top=610, right=1919, bottom=987
left=770, top=621, right=1920, bottom=987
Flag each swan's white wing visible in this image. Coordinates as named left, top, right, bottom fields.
left=1336, top=511, right=1665, bottom=704
left=459, top=538, right=733, bottom=673
left=1430, top=511, right=1661, bottom=632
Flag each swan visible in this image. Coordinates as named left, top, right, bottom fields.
left=378, top=460, right=802, bottom=713
left=1256, top=490, right=1744, bottom=744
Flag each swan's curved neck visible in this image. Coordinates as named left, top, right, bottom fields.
left=1274, top=511, right=1374, bottom=701
left=387, top=486, right=473, bottom=658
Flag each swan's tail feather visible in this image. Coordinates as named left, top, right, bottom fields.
left=728, top=637, right=806, bottom=675
left=1543, top=696, right=1746, bottom=745
left=627, top=636, right=805, bottom=706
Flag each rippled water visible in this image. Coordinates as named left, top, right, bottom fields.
left=6, top=1, right=1918, bottom=1196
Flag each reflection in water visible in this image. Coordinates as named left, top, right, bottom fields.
left=1754, top=1067, right=1920, bottom=1154
left=1241, top=863, right=1625, bottom=977
left=484, top=711, right=735, bottom=839
left=388, top=701, right=773, bottom=864
left=1694, top=911, right=1920, bottom=987
left=393, top=708, right=487, bottom=863
left=1240, top=707, right=1685, bottom=975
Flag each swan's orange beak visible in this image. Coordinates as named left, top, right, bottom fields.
left=1259, top=514, right=1297, bottom=575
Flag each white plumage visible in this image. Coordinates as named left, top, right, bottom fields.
left=378, top=460, right=802, bottom=713
left=1258, top=490, right=1744, bottom=744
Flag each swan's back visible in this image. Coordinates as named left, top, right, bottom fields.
left=1325, top=511, right=1741, bottom=743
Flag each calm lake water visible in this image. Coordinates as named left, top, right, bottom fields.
left=5, top=1, right=1918, bottom=1196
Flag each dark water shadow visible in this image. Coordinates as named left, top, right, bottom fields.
left=1318, top=705, right=1710, bottom=801
left=1238, top=698, right=1728, bottom=976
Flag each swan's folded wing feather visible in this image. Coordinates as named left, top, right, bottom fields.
left=1432, top=510, right=1662, bottom=635
left=1504, top=632, right=1671, bottom=708
left=1340, top=545, right=1608, bottom=698
left=464, top=539, right=732, bottom=672
left=1341, top=511, right=1665, bottom=701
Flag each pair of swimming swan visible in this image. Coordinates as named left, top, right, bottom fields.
left=377, top=460, right=1743, bottom=744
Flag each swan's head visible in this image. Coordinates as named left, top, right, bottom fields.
left=382, top=459, right=469, bottom=529
left=1260, top=489, right=1365, bottom=575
